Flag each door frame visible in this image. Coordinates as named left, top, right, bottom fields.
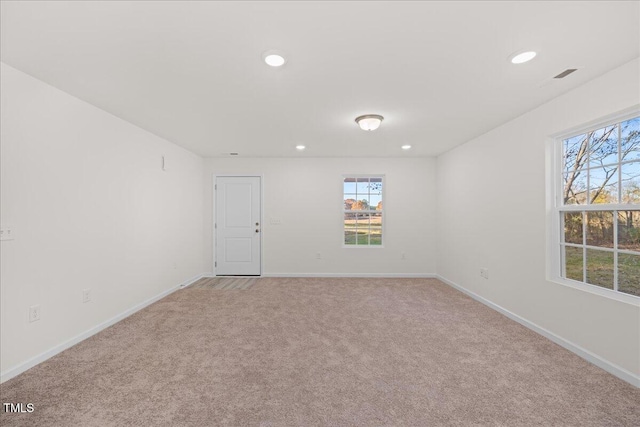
left=213, top=174, right=264, bottom=276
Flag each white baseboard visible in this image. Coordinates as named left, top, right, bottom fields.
left=262, top=273, right=436, bottom=278
left=436, top=275, right=640, bottom=388
left=1, top=273, right=204, bottom=384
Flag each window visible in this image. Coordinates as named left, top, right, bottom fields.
left=555, top=114, right=640, bottom=298
left=343, top=176, right=383, bottom=246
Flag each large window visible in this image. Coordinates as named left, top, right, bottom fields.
left=343, top=176, right=383, bottom=246
left=556, top=114, right=639, bottom=297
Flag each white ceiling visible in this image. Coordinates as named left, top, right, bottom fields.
left=1, top=1, right=639, bottom=157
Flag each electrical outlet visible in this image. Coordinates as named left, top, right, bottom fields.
left=82, top=289, right=91, bottom=303
left=0, top=227, right=15, bottom=241
left=173, top=262, right=177, bottom=270
left=315, top=252, right=322, bottom=259
left=29, top=305, right=41, bottom=322
left=480, top=268, right=489, bottom=279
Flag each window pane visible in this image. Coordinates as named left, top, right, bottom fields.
left=563, top=212, right=583, bottom=244
left=350, top=199, right=370, bottom=210
left=564, top=134, right=588, bottom=175
left=618, top=210, right=640, bottom=252
left=369, top=179, right=383, bottom=196
left=356, top=213, right=370, bottom=245
left=586, top=212, right=614, bottom=248
left=563, top=172, right=587, bottom=205
left=343, top=180, right=356, bottom=194
left=370, top=213, right=382, bottom=245
left=564, top=246, right=583, bottom=282
left=344, top=198, right=353, bottom=210
left=618, top=253, right=640, bottom=297
left=588, top=165, right=618, bottom=204
left=344, top=212, right=358, bottom=224
left=589, top=125, right=618, bottom=167
left=621, top=161, right=640, bottom=204
left=344, top=231, right=355, bottom=245
left=356, top=179, right=370, bottom=196
left=370, top=194, right=382, bottom=210
left=585, top=249, right=614, bottom=289
left=344, top=212, right=357, bottom=245
left=621, top=117, right=640, bottom=163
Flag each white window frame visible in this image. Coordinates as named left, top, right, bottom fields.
left=549, top=106, right=640, bottom=304
left=342, top=174, right=385, bottom=248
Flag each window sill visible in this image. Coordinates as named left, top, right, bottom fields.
left=549, top=276, right=640, bottom=306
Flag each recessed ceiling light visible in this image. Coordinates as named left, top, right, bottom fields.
left=401, top=145, right=412, bottom=150
left=263, top=51, right=286, bottom=67
left=355, top=114, right=384, bottom=131
left=295, top=145, right=306, bottom=151
left=510, top=51, right=537, bottom=64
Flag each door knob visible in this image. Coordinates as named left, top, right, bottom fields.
left=255, top=229, right=260, bottom=233
left=255, top=222, right=259, bottom=226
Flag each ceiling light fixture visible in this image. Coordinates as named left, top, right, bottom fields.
left=295, top=145, right=306, bottom=151
left=401, top=145, right=412, bottom=150
left=510, top=51, right=537, bottom=64
left=263, top=51, right=286, bottom=67
left=355, top=114, right=384, bottom=131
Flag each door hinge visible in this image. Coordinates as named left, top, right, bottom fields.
left=215, top=261, right=217, bottom=267
left=214, top=223, right=217, bottom=229
left=215, top=184, right=217, bottom=190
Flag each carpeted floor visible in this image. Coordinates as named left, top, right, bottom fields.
left=1, top=277, right=638, bottom=426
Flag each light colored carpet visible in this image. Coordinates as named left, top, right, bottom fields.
left=189, top=276, right=258, bottom=290
left=1, top=277, right=638, bottom=426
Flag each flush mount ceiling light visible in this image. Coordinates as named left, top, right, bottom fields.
left=510, top=51, right=537, bottom=64
left=295, top=145, right=306, bottom=151
left=263, top=50, right=286, bottom=67
left=355, top=114, right=384, bottom=131
left=401, top=145, right=412, bottom=150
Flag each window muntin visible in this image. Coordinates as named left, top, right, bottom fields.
left=558, top=115, right=640, bottom=298
left=343, top=176, right=383, bottom=246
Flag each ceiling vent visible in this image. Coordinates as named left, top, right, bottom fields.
left=554, top=68, right=578, bottom=79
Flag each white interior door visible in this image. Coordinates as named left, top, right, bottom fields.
left=215, top=176, right=261, bottom=275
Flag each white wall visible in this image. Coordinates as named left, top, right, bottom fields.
left=0, top=63, right=204, bottom=379
left=3, top=54, right=637, bottom=387
left=203, top=157, right=437, bottom=276
left=437, top=59, right=640, bottom=380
